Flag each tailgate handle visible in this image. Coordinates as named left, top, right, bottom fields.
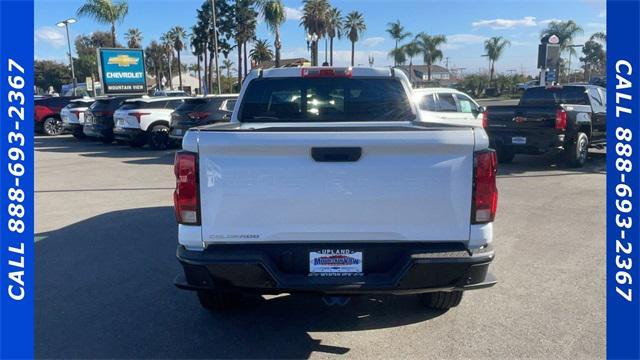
left=311, top=147, right=361, bottom=162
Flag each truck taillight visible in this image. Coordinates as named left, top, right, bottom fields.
left=187, top=111, right=211, bottom=120
left=482, top=110, right=488, bottom=128
left=472, top=150, right=498, bottom=224
left=129, top=111, right=150, bottom=123
left=555, top=109, right=567, bottom=131
left=173, top=151, right=200, bottom=225
left=301, top=67, right=352, bottom=78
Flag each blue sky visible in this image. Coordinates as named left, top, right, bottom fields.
left=35, top=0, right=605, bottom=76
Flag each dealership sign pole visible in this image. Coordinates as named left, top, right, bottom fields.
left=0, top=0, right=35, bottom=358
left=607, top=0, right=640, bottom=358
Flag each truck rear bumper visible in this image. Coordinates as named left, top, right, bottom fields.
left=489, top=130, right=565, bottom=154
left=175, top=243, right=496, bottom=295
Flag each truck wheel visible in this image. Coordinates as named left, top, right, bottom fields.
left=196, top=290, right=241, bottom=310
left=148, top=124, right=170, bottom=150
left=43, top=117, right=63, bottom=136
left=497, top=147, right=515, bottom=163
left=565, top=132, right=589, bottom=168
left=420, top=291, right=464, bottom=310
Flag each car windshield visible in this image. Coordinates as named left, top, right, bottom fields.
left=176, top=98, right=220, bottom=112
left=239, top=77, right=414, bottom=122
left=520, top=86, right=589, bottom=106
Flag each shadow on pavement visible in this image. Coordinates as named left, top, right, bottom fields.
left=35, top=135, right=176, bottom=166
left=497, top=151, right=606, bottom=178
left=36, top=206, right=444, bottom=359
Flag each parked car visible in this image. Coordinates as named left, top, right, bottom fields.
left=61, top=97, right=95, bottom=139
left=169, top=94, right=238, bottom=143
left=173, top=67, right=497, bottom=311
left=83, top=96, right=136, bottom=143
left=153, top=89, right=189, bottom=97
left=484, top=84, right=606, bottom=167
left=413, top=88, right=483, bottom=127
left=113, top=96, right=189, bottom=149
left=34, top=96, right=80, bottom=136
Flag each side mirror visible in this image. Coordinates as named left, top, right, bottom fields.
left=472, top=106, right=485, bottom=117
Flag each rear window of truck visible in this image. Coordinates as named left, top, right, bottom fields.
left=176, top=98, right=223, bottom=112
left=520, top=86, right=589, bottom=106
left=239, top=78, right=414, bottom=122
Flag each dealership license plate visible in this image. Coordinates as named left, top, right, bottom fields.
left=309, top=249, right=363, bottom=276
left=512, top=136, right=527, bottom=145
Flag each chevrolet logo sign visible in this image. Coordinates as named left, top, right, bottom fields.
left=108, top=54, right=139, bottom=67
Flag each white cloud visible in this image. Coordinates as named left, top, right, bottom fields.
left=285, top=6, right=302, bottom=21
left=35, top=26, right=66, bottom=48
left=539, top=18, right=563, bottom=25
left=441, top=34, right=486, bottom=50
left=362, top=37, right=385, bottom=48
left=472, top=16, right=537, bottom=30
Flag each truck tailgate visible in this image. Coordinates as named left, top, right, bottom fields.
left=196, top=127, right=476, bottom=244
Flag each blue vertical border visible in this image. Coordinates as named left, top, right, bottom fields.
left=0, top=0, right=35, bottom=358
left=607, top=0, right=640, bottom=359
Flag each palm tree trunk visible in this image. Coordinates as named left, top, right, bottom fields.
left=394, top=40, right=398, bottom=67
left=427, top=56, right=432, bottom=81
left=489, top=60, right=495, bottom=85
left=177, top=50, right=183, bottom=90
left=275, top=26, right=281, bottom=68
left=330, top=37, right=334, bottom=66
left=237, top=39, right=243, bottom=87
left=209, top=50, right=214, bottom=92
left=409, top=59, right=413, bottom=86
left=111, top=23, right=116, bottom=47
left=197, top=55, right=202, bottom=94
left=351, top=41, right=355, bottom=66
left=243, top=42, right=248, bottom=77
left=203, top=48, right=208, bottom=94
left=168, top=54, right=173, bottom=89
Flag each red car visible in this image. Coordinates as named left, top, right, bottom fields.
left=35, top=96, right=79, bottom=136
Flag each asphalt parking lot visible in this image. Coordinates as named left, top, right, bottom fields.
left=35, top=134, right=606, bottom=359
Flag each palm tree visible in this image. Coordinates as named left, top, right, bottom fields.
left=402, top=40, right=420, bottom=84
left=160, top=32, right=174, bottom=89
left=484, top=36, right=510, bottom=85
left=76, top=0, right=128, bottom=47
left=168, top=26, right=188, bottom=90
left=300, top=0, right=329, bottom=66
left=343, top=11, right=366, bottom=66
left=414, top=32, right=446, bottom=81
left=145, top=40, right=164, bottom=90
left=220, top=58, right=235, bottom=92
left=249, top=39, right=274, bottom=66
left=386, top=20, right=411, bottom=67
left=590, top=31, right=606, bottom=44
left=257, top=0, right=286, bottom=67
left=325, top=7, right=343, bottom=66
left=389, top=47, right=406, bottom=67
left=124, top=28, right=142, bottom=48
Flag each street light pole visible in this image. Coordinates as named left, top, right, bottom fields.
left=57, top=18, right=77, bottom=95
left=209, top=0, right=221, bottom=94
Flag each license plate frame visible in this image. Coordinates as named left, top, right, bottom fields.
left=309, top=249, right=363, bottom=276
left=512, top=136, right=527, bottom=145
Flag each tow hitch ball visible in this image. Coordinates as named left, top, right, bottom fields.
left=322, top=296, right=351, bottom=306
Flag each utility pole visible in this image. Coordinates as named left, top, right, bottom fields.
left=56, top=18, right=77, bottom=95
left=445, top=57, right=450, bottom=69
left=209, top=0, right=221, bottom=94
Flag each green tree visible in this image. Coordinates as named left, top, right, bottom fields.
left=235, top=0, right=258, bottom=82
left=257, top=0, right=286, bottom=67
left=249, top=39, right=274, bottom=66
left=35, top=60, right=71, bottom=92
left=483, top=36, right=510, bottom=85
left=540, top=20, right=584, bottom=56
left=389, top=47, right=406, bottom=66
left=220, top=58, right=235, bottom=92
left=160, top=32, right=175, bottom=89
left=343, top=11, right=366, bottom=66
left=74, top=31, right=119, bottom=82
left=168, top=26, right=188, bottom=89
left=300, top=0, right=329, bottom=66
left=402, top=40, right=420, bottom=84
left=76, top=0, right=129, bottom=47
left=581, top=37, right=606, bottom=80
left=386, top=20, right=411, bottom=67
left=414, top=32, right=446, bottom=81
left=145, top=40, right=165, bottom=90
left=124, top=28, right=142, bottom=48
left=325, top=7, right=343, bottom=66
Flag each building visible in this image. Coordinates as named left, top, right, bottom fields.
left=255, top=58, right=310, bottom=69
left=397, top=64, right=457, bottom=87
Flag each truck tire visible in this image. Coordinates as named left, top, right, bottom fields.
left=43, top=117, right=63, bottom=136
left=196, top=290, right=241, bottom=310
left=148, top=124, right=170, bottom=150
left=497, top=147, right=515, bottom=163
left=420, top=291, right=464, bottom=310
left=564, top=132, right=589, bottom=168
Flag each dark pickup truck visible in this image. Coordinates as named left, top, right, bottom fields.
left=484, top=85, right=606, bottom=167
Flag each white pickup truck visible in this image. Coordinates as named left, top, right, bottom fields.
left=173, top=67, right=498, bottom=311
